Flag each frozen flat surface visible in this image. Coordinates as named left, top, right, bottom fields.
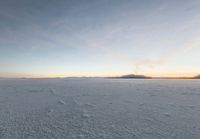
left=0, top=78, right=200, bottom=139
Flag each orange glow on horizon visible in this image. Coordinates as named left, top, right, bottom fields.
left=0, top=71, right=198, bottom=78
left=144, top=72, right=198, bottom=78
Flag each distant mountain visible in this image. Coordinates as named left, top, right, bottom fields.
left=120, top=74, right=151, bottom=79
left=110, top=74, right=151, bottom=79
left=194, top=75, right=200, bottom=79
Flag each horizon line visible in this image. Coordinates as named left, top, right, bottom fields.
left=0, top=75, right=199, bottom=79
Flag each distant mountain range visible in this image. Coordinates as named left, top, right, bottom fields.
left=194, top=75, right=200, bottom=79
left=110, top=74, right=151, bottom=79
left=109, top=74, right=200, bottom=79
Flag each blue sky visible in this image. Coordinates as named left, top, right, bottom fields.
left=0, top=0, right=200, bottom=77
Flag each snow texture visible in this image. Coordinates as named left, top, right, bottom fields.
left=0, top=78, right=200, bottom=139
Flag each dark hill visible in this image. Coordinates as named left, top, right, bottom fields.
left=194, top=75, right=200, bottom=79
left=109, top=74, right=151, bottom=79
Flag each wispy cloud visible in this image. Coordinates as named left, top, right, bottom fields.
left=133, top=37, right=200, bottom=75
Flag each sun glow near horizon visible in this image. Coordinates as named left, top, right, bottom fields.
left=0, top=71, right=199, bottom=78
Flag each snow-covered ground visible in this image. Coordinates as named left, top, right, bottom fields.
left=0, top=78, right=200, bottom=139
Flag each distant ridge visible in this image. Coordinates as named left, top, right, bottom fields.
left=108, top=74, right=200, bottom=79
left=194, top=75, right=200, bottom=79
left=110, top=74, right=151, bottom=79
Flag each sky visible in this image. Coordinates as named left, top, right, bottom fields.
left=0, top=0, right=200, bottom=78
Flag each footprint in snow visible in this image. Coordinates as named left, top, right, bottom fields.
left=48, top=109, right=54, bottom=113
left=139, top=103, right=145, bottom=106
left=49, top=88, right=56, bottom=95
left=82, top=110, right=91, bottom=118
left=84, top=103, right=95, bottom=108
left=82, top=113, right=90, bottom=118
left=163, top=113, right=171, bottom=117
left=58, top=100, right=66, bottom=105
left=47, top=109, right=54, bottom=116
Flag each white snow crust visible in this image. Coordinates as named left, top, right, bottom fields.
left=0, top=78, right=200, bottom=138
